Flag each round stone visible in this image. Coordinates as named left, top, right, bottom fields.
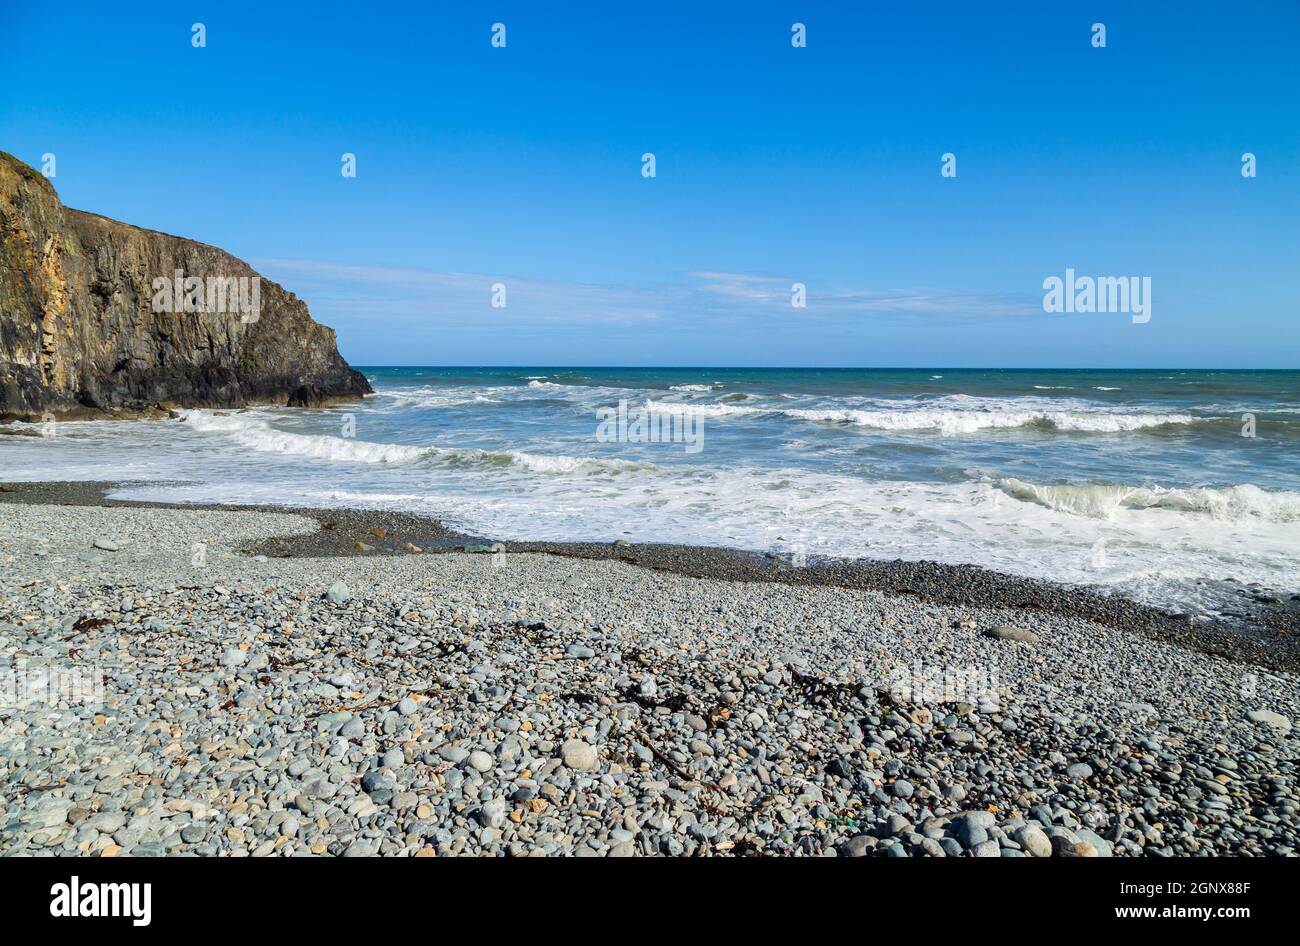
left=219, top=647, right=247, bottom=668
left=1015, top=824, right=1052, bottom=857
left=561, top=739, right=598, bottom=770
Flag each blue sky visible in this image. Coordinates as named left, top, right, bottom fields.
left=3, top=1, right=1297, bottom=367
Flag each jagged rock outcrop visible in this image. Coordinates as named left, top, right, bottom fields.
left=0, top=151, right=370, bottom=419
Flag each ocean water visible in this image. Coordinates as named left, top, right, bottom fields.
left=4, top=367, right=1299, bottom=614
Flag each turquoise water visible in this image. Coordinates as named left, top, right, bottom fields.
left=4, top=367, right=1298, bottom=612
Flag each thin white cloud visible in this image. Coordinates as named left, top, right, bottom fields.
left=253, top=258, right=1040, bottom=330
left=686, top=271, right=1036, bottom=319
left=686, top=271, right=789, bottom=284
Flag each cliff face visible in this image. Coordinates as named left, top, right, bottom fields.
left=0, top=151, right=370, bottom=419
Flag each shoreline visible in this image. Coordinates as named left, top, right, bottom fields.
left=1, top=479, right=1297, bottom=674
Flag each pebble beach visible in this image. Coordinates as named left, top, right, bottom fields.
left=1, top=495, right=1297, bottom=857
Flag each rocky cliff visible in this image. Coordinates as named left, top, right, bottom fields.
left=0, top=151, right=370, bottom=420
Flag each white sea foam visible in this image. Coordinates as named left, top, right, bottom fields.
left=644, top=398, right=757, bottom=419
left=496, top=385, right=1201, bottom=438
left=488, top=450, right=648, bottom=475
left=998, top=478, right=1300, bottom=522
left=180, top=410, right=647, bottom=474
left=378, top=389, right=500, bottom=409
left=824, top=407, right=1195, bottom=434
left=182, top=411, right=431, bottom=463
left=646, top=396, right=1200, bottom=435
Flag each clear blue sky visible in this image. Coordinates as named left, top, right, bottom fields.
left=3, top=1, right=1297, bottom=367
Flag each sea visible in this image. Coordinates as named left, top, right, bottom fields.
left=4, top=367, right=1298, bottom=615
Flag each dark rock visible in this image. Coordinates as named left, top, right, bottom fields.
left=1051, top=834, right=1097, bottom=857
left=953, top=818, right=988, bottom=849
left=839, top=834, right=875, bottom=857
left=287, top=384, right=336, bottom=408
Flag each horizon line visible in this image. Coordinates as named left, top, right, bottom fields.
left=348, top=364, right=1300, bottom=372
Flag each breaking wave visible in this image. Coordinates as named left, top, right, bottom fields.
left=997, top=477, right=1300, bottom=521
left=179, top=410, right=648, bottom=475
left=645, top=398, right=1201, bottom=435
